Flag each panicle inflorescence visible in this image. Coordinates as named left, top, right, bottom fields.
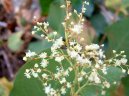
left=23, top=0, right=129, bottom=96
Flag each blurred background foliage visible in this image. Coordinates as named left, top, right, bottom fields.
left=0, top=0, right=129, bottom=96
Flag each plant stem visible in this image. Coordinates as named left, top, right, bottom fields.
left=75, top=80, right=89, bottom=95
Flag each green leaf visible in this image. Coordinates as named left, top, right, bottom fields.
left=122, top=76, right=129, bottom=96
left=105, top=67, right=123, bottom=83
left=105, top=17, right=129, bottom=58
left=39, top=0, right=54, bottom=15
left=48, top=0, right=66, bottom=37
left=104, top=67, right=124, bottom=96
left=80, top=67, right=123, bottom=96
left=122, top=0, right=129, bottom=8
left=105, top=17, right=129, bottom=96
left=8, top=32, right=23, bottom=52
left=10, top=59, right=45, bottom=96
left=80, top=85, right=100, bottom=96
left=71, top=0, right=94, bottom=17
left=28, top=40, right=52, bottom=53
left=10, top=49, right=74, bottom=96
left=90, top=13, right=108, bottom=34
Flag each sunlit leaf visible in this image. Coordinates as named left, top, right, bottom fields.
left=8, top=32, right=23, bottom=52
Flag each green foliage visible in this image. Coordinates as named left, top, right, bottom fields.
left=10, top=59, right=45, bottom=96
left=8, top=32, right=23, bottom=52
left=80, top=85, right=100, bottom=96
left=106, top=17, right=129, bottom=96
left=80, top=67, right=123, bottom=96
left=9, top=1, right=129, bottom=96
left=39, top=0, right=54, bottom=15
left=122, top=76, right=129, bottom=96
left=0, top=85, right=5, bottom=96
left=71, top=0, right=94, bottom=17
left=47, top=0, right=66, bottom=37
left=10, top=49, right=74, bottom=96
left=90, top=13, right=108, bottom=34
left=10, top=48, right=123, bottom=96
left=106, top=17, right=129, bottom=58
left=28, top=40, right=52, bottom=53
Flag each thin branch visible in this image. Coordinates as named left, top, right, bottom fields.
left=0, top=51, right=14, bottom=79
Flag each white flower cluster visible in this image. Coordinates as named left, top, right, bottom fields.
left=24, top=42, right=129, bottom=96
left=23, top=1, right=129, bottom=96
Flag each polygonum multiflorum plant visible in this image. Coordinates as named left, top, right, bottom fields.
left=23, top=1, right=129, bottom=96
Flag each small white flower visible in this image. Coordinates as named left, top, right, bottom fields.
left=37, top=22, right=42, bottom=26
left=26, top=50, right=36, bottom=57
left=44, top=85, right=51, bottom=94
left=61, top=87, right=66, bottom=95
left=34, top=63, right=39, bottom=68
left=32, top=31, right=36, bottom=34
left=98, top=49, right=105, bottom=58
left=54, top=73, right=60, bottom=79
left=98, top=60, right=103, bottom=64
left=24, top=69, right=31, bottom=78
left=101, top=67, right=107, bottom=75
left=113, top=50, right=116, bottom=53
left=43, top=22, right=49, bottom=29
left=78, top=77, right=83, bottom=82
left=84, top=1, right=89, bottom=5
left=81, top=71, right=86, bottom=76
left=50, top=88, right=56, bottom=95
left=103, top=81, right=110, bottom=88
left=69, top=41, right=76, bottom=46
left=31, top=70, right=38, bottom=78
left=128, top=70, right=129, bottom=74
left=75, top=44, right=82, bottom=52
left=113, top=81, right=117, bottom=84
left=122, top=69, right=126, bottom=73
left=95, top=64, right=100, bottom=68
left=85, top=44, right=100, bottom=51
left=88, top=71, right=101, bottom=84
left=67, top=49, right=78, bottom=58
left=115, top=60, right=121, bottom=66
left=23, top=56, right=27, bottom=61
left=40, top=59, right=48, bottom=68
left=76, top=55, right=83, bottom=63
left=51, top=37, right=64, bottom=51
left=37, top=68, right=41, bottom=73
left=101, top=90, right=106, bottom=95
left=82, top=8, right=86, bottom=13
left=41, top=34, right=45, bottom=37
left=64, top=70, right=69, bottom=76
left=60, top=78, right=66, bottom=84
left=55, top=56, right=64, bottom=62
left=53, top=31, right=57, bottom=35
left=71, top=24, right=82, bottom=34
left=68, top=67, right=73, bottom=71
left=60, top=5, right=66, bottom=8
left=120, top=58, right=127, bottom=64
left=34, top=26, right=38, bottom=29
left=67, top=82, right=71, bottom=88
left=42, top=73, right=48, bottom=79
left=39, top=52, right=47, bottom=58
left=121, top=51, right=125, bottom=54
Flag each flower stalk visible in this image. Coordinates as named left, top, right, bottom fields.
left=23, top=1, right=129, bottom=96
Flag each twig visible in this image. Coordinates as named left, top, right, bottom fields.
left=0, top=50, right=14, bottom=79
